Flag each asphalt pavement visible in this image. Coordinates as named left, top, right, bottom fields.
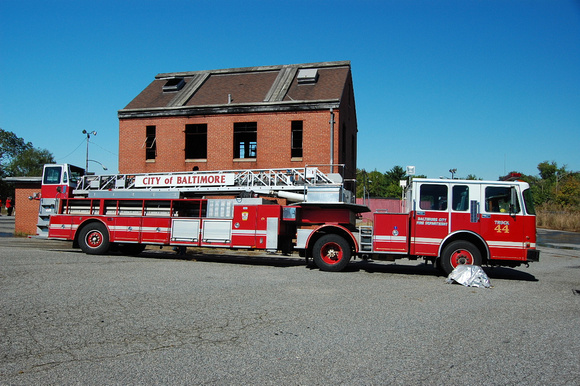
left=1, top=216, right=579, bottom=384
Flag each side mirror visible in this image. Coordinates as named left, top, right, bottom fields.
left=509, top=187, right=518, bottom=216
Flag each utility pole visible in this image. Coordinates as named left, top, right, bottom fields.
left=83, top=130, right=97, bottom=172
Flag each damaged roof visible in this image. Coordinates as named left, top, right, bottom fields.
left=119, top=61, right=352, bottom=118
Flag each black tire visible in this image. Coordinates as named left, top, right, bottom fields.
left=78, top=222, right=110, bottom=255
left=441, top=240, right=482, bottom=275
left=312, top=234, right=352, bottom=272
left=118, top=243, right=146, bottom=256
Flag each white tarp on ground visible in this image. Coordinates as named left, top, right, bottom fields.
left=446, top=265, right=491, bottom=288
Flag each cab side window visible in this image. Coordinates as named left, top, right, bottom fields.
left=419, top=184, right=448, bottom=211
left=485, top=186, right=520, bottom=213
left=452, top=185, right=469, bottom=211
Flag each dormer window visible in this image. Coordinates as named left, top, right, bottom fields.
left=163, top=77, right=185, bottom=92
left=297, top=68, right=318, bottom=84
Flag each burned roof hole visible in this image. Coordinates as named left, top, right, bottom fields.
left=163, top=78, right=185, bottom=92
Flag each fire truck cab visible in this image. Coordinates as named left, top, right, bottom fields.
left=367, top=178, right=539, bottom=273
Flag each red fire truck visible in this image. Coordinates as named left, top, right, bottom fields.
left=39, top=164, right=539, bottom=273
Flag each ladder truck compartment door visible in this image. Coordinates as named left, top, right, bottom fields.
left=373, top=212, right=409, bottom=253
left=171, top=219, right=200, bottom=244
left=257, top=205, right=281, bottom=250
left=232, top=205, right=257, bottom=248
left=112, top=217, right=141, bottom=243
left=202, top=220, right=232, bottom=246
left=48, top=215, right=74, bottom=240
left=142, top=217, right=171, bottom=244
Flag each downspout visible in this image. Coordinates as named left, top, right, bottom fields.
left=330, top=108, right=335, bottom=173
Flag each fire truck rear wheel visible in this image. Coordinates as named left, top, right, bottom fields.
left=79, top=222, right=110, bottom=255
left=313, top=234, right=352, bottom=272
left=441, top=240, right=482, bottom=275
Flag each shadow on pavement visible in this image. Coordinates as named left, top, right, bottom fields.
left=483, top=266, right=538, bottom=282
left=60, top=247, right=539, bottom=282
left=135, top=249, right=306, bottom=269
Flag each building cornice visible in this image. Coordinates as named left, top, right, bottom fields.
left=118, top=99, right=341, bottom=119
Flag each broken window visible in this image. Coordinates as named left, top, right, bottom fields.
left=291, top=121, right=303, bottom=158
left=234, top=122, right=257, bottom=159
left=145, top=125, right=156, bottom=160
left=185, top=124, right=207, bottom=159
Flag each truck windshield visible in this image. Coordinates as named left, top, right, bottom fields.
left=43, top=166, right=62, bottom=184
left=523, top=188, right=536, bottom=215
left=69, top=165, right=86, bottom=184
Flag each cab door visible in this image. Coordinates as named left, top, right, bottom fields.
left=449, top=184, right=480, bottom=235
left=479, top=185, right=526, bottom=261
left=410, top=183, right=450, bottom=257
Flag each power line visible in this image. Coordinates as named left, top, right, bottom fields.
left=89, top=140, right=118, bottom=156
left=55, top=138, right=85, bottom=161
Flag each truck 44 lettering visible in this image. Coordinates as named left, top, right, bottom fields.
left=494, top=224, right=510, bottom=233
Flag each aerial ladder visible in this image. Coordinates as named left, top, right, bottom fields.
left=37, top=164, right=353, bottom=238
left=74, top=166, right=349, bottom=199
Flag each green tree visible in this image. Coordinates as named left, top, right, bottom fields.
left=357, top=169, right=388, bottom=198
left=5, top=147, right=55, bottom=177
left=356, top=166, right=409, bottom=199
left=0, top=128, right=55, bottom=198
left=525, top=161, right=580, bottom=208
left=554, top=172, right=580, bottom=207
left=384, top=165, right=407, bottom=198
left=0, top=128, right=33, bottom=176
left=537, top=161, right=560, bottom=182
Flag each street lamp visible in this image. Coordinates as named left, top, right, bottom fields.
left=88, top=160, right=108, bottom=171
left=362, top=172, right=372, bottom=207
left=82, top=130, right=97, bottom=172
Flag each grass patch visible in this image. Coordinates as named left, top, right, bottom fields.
left=537, top=204, right=580, bottom=232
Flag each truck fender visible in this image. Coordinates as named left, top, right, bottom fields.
left=303, top=224, right=359, bottom=255
left=74, top=218, right=110, bottom=245
left=438, top=230, right=489, bottom=261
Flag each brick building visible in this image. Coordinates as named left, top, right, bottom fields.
left=2, top=177, right=41, bottom=236
left=118, top=61, right=357, bottom=180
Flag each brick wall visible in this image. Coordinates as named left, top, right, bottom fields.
left=119, top=109, right=356, bottom=176
left=13, top=183, right=41, bottom=236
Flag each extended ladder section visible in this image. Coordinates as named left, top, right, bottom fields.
left=74, top=167, right=353, bottom=203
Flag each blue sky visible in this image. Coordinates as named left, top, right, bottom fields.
left=1, top=0, right=579, bottom=180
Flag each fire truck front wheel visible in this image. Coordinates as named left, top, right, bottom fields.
left=313, top=234, right=352, bottom=272
left=441, top=240, right=482, bottom=275
left=78, top=222, right=110, bottom=255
